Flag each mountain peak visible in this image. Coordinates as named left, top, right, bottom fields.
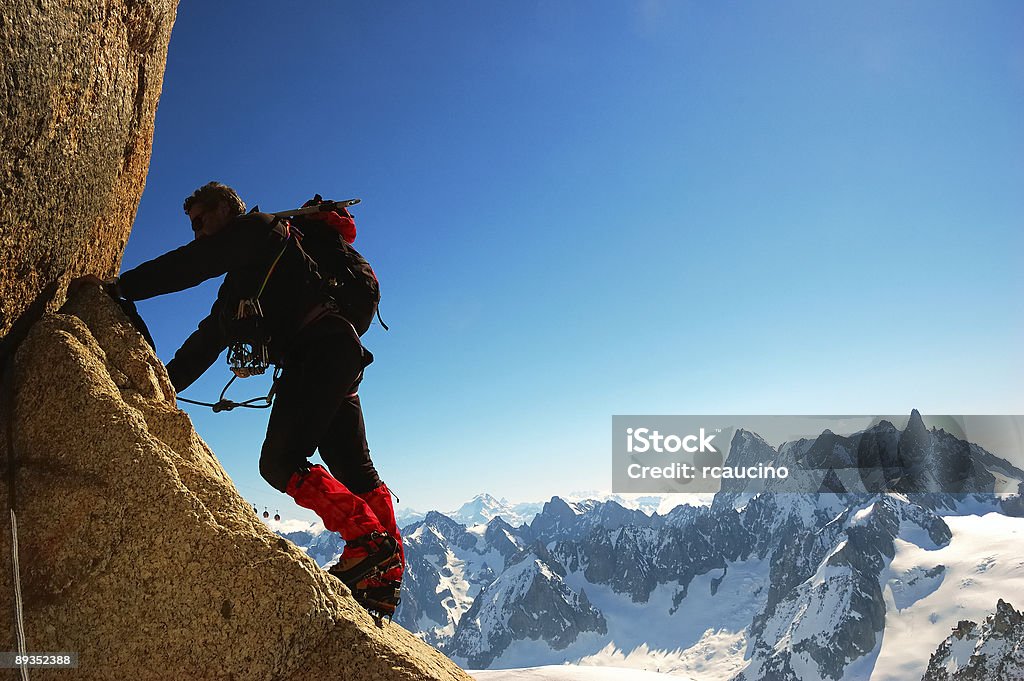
left=994, top=599, right=1024, bottom=630
left=486, top=514, right=514, bottom=530
left=424, top=509, right=465, bottom=531
left=899, top=408, right=930, bottom=443
left=908, top=408, right=925, bottom=429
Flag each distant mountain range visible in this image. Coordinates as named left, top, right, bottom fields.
left=269, top=411, right=1024, bottom=680
left=395, top=493, right=541, bottom=528
left=395, top=492, right=702, bottom=529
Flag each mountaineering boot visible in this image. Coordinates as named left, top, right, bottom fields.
left=348, top=482, right=404, bottom=624
left=285, top=465, right=398, bottom=587
left=329, top=531, right=399, bottom=586
left=357, top=483, right=405, bottom=582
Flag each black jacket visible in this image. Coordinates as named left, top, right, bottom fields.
left=119, top=213, right=326, bottom=391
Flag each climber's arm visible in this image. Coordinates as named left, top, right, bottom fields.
left=166, top=299, right=227, bottom=393
left=117, top=218, right=264, bottom=302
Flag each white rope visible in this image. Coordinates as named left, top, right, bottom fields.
left=10, top=509, right=29, bottom=680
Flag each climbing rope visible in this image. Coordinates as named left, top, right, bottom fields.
left=176, top=367, right=281, bottom=413
left=3, top=356, right=29, bottom=680
left=10, top=510, right=28, bottom=680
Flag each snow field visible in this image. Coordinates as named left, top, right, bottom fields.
left=469, top=664, right=695, bottom=680
left=870, top=512, right=1024, bottom=680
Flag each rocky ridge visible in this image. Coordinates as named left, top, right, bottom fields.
left=922, top=599, right=1024, bottom=680
left=0, top=289, right=472, bottom=681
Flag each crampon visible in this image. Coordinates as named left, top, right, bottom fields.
left=351, top=577, right=402, bottom=626
left=328, top=532, right=401, bottom=625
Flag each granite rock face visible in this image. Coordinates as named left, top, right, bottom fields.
left=0, top=288, right=473, bottom=681
left=0, top=0, right=177, bottom=345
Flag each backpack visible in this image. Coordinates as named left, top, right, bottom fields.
left=289, top=196, right=382, bottom=336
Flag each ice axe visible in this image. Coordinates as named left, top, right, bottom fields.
left=264, top=197, right=361, bottom=219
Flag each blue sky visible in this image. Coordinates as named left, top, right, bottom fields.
left=124, top=1, right=1023, bottom=520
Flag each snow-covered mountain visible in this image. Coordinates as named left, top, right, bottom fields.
left=556, top=491, right=712, bottom=518
left=447, top=493, right=544, bottom=527
left=921, top=599, right=1024, bottom=680
left=449, top=541, right=607, bottom=667
left=413, top=493, right=1024, bottom=679
left=471, top=666, right=695, bottom=680
left=394, top=491, right=694, bottom=530
left=397, top=506, right=429, bottom=527
left=270, top=412, right=1024, bottom=680
left=393, top=494, right=542, bottom=529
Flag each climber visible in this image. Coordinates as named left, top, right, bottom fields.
left=70, top=181, right=405, bottom=620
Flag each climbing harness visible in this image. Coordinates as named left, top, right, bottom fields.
left=224, top=213, right=294, bottom=380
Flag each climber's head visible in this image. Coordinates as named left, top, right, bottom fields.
left=183, top=182, right=246, bottom=240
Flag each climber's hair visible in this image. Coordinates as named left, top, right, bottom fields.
left=183, top=182, right=246, bottom=216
